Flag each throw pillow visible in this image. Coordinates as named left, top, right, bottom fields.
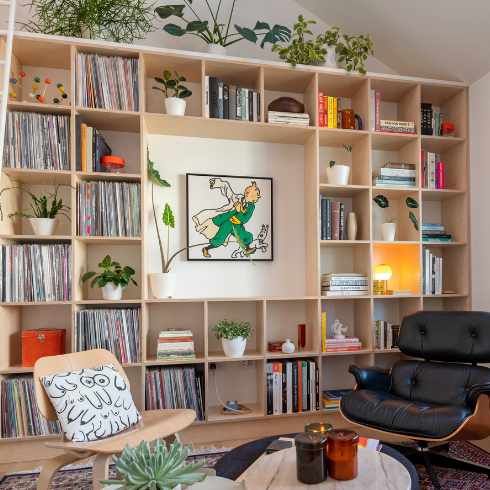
left=40, top=363, right=141, bottom=442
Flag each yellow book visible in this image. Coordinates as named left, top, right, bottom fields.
left=328, top=97, right=334, bottom=128
left=332, top=98, right=338, bottom=128
left=81, top=123, right=87, bottom=172
left=321, top=311, right=326, bottom=352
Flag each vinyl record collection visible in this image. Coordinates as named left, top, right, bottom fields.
left=145, top=366, right=205, bottom=421
left=0, top=244, right=72, bottom=302
left=3, top=112, right=71, bottom=170
left=75, top=53, right=139, bottom=111
left=75, top=308, right=141, bottom=364
left=77, top=181, right=141, bottom=236
left=1, top=374, right=62, bottom=438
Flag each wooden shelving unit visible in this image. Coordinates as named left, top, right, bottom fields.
left=0, top=33, right=470, bottom=458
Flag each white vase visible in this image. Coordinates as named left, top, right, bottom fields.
left=222, top=337, right=247, bottom=357
left=102, top=283, right=123, bottom=300
left=381, top=223, right=397, bottom=241
left=164, top=98, right=186, bottom=116
left=282, top=339, right=295, bottom=354
left=326, top=165, right=350, bottom=185
left=30, top=218, right=59, bottom=236
left=203, top=44, right=227, bottom=56
left=149, top=272, right=177, bottom=298
left=312, top=47, right=341, bottom=69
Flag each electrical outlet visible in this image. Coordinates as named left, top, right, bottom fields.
left=241, top=360, right=247, bottom=367
left=211, top=363, right=225, bottom=371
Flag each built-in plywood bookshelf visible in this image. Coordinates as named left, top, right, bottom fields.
left=0, top=33, right=470, bottom=460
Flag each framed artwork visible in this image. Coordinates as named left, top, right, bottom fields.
left=186, top=173, right=273, bottom=261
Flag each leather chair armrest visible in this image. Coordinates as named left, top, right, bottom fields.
left=348, top=365, right=392, bottom=392
left=467, top=383, right=490, bottom=408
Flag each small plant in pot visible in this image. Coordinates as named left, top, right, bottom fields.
left=0, top=175, right=73, bottom=236
left=153, top=70, right=192, bottom=116
left=373, top=195, right=419, bottom=241
left=327, top=144, right=352, bottom=185
left=212, top=319, right=254, bottom=358
left=82, top=255, right=137, bottom=300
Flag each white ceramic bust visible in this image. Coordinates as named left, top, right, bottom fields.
left=332, top=319, right=348, bottom=339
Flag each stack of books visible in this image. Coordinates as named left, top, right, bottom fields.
left=320, top=199, right=347, bottom=240
left=321, top=273, right=368, bottom=297
left=145, top=365, right=205, bottom=421
left=157, top=328, right=196, bottom=360
left=267, top=111, right=309, bottom=126
left=3, top=112, right=71, bottom=170
left=421, top=150, right=445, bottom=189
left=423, top=246, right=443, bottom=294
left=373, top=320, right=400, bottom=349
left=323, top=335, right=362, bottom=353
left=422, top=222, right=452, bottom=242
left=75, top=52, right=139, bottom=111
left=266, top=359, right=319, bottom=415
left=372, top=163, right=416, bottom=188
left=205, top=77, right=260, bottom=121
left=75, top=115, right=112, bottom=172
left=421, top=103, right=443, bottom=135
left=318, top=93, right=341, bottom=128
left=322, top=389, right=352, bottom=410
left=371, top=90, right=415, bottom=133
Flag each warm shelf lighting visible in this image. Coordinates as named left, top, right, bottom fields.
left=374, top=264, right=392, bottom=294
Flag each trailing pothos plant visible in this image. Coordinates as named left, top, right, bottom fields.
left=81, top=255, right=138, bottom=289
left=272, top=15, right=327, bottom=67
left=212, top=319, right=254, bottom=340
left=155, top=0, right=290, bottom=48
left=373, top=195, right=419, bottom=231
left=0, top=175, right=73, bottom=221
left=330, top=144, right=353, bottom=168
left=153, top=70, right=192, bottom=99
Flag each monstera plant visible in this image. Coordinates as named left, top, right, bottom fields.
left=99, top=439, right=206, bottom=489
left=373, top=195, right=419, bottom=241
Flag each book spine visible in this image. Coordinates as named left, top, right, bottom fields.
left=249, top=90, right=254, bottom=122
left=272, top=363, right=280, bottom=415
left=337, top=98, right=341, bottom=128
left=332, top=98, right=338, bottom=129
left=81, top=124, right=87, bottom=172
left=323, top=96, right=327, bottom=126
left=292, top=362, right=299, bottom=413
left=321, top=311, right=326, bottom=352
left=236, top=88, right=241, bottom=120
left=209, top=77, right=219, bottom=118
left=302, top=361, right=307, bottom=412
left=315, top=366, right=319, bottom=411
left=257, top=93, right=260, bottom=122
left=323, top=286, right=368, bottom=291
left=371, top=90, right=376, bottom=131
left=205, top=76, right=210, bottom=118
left=375, top=91, right=381, bottom=131
left=321, top=198, right=327, bottom=240
left=252, top=92, right=257, bottom=123
left=328, top=97, right=334, bottom=128
left=318, top=92, right=324, bottom=128
left=435, top=155, right=438, bottom=189
left=297, top=361, right=302, bottom=412
left=429, top=153, right=436, bottom=189
left=228, top=85, right=236, bottom=120
left=373, top=175, right=416, bottom=181
left=440, top=161, right=444, bottom=189
left=326, top=198, right=331, bottom=240
left=331, top=202, right=340, bottom=240
left=218, top=82, right=223, bottom=119
left=281, top=362, right=287, bottom=414
left=323, top=280, right=368, bottom=285
left=421, top=149, right=425, bottom=188
left=325, top=346, right=363, bottom=352
left=241, top=89, right=247, bottom=121
left=223, top=83, right=229, bottom=120
left=339, top=202, right=344, bottom=240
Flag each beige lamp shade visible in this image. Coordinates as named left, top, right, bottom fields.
left=374, top=264, right=392, bottom=281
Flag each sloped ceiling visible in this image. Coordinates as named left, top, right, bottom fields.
left=296, top=0, right=490, bottom=84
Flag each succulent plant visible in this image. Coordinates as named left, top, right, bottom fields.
left=99, top=439, right=206, bottom=490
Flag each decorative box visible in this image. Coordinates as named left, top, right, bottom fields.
left=22, top=329, right=66, bottom=367
left=268, top=341, right=284, bottom=352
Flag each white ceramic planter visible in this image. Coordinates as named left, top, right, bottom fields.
left=202, top=44, right=227, bottom=56
left=381, top=223, right=397, bottom=241
left=149, top=272, right=177, bottom=298
left=326, top=165, right=350, bottom=185
left=222, top=337, right=247, bottom=357
left=165, top=98, right=186, bottom=116
left=30, top=218, right=59, bottom=236
left=102, top=283, right=123, bottom=300
left=312, top=48, right=341, bottom=69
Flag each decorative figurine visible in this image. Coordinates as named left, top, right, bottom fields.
left=332, top=319, right=348, bottom=339
left=9, top=72, right=69, bottom=106
left=282, top=339, right=296, bottom=354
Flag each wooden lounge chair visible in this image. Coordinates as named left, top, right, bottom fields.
left=33, top=349, right=196, bottom=490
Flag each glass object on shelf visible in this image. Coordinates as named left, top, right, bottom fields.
left=298, top=324, right=306, bottom=351
left=374, top=264, right=392, bottom=295
left=441, top=123, right=455, bottom=137
left=341, top=110, right=362, bottom=130
left=327, top=429, right=359, bottom=480
left=305, top=422, right=333, bottom=434
left=101, top=155, right=125, bottom=173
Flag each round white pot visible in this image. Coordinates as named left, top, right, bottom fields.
left=30, top=218, right=59, bottom=236
left=222, top=337, right=247, bottom=357
left=102, top=283, right=123, bottom=300
left=326, top=165, right=350, bottom=185
left=381, top=222, right=397, bottom=242
left=165, top=98, right=186, bottom=116
left=149, top=272, right=177, bottom=299
left=312, top=48, right=341, bottom=69
left=203, top=44, right=227, bottom=56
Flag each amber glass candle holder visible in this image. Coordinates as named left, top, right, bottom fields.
left=341, top=109, right=355, bottom=130
left=327, top=429, right=359, bottom=480
left=305, top=422, right=333, bottom=435
left=295, top=432, right=327, bottom=484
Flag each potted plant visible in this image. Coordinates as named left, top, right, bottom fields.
left=271, top=15, right=327, bottom=67
left=0, top=175, right=72, bottom=236
left=99, top=439, right=206, bottom=489
left=212, top=319, right=254, bottom=358
left=373, top=195, right=419, bottom=241
left=155, top=1, right=290, bottom=55
left=19, top=0, right=157, bottom=43
left=82, top=255, right=137, bottom=300
left=153, top=70, right=192, bottom=116
left=327, top=144, right=352, bottom=185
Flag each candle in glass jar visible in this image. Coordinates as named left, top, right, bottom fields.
left=304, top=422, right=333, bottom=434
left=327, top=429, right=359, bottom=480
left=295, top=432, right=327, bottom=484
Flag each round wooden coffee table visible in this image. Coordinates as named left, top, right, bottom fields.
left=243, top=446, right=411, bottom=489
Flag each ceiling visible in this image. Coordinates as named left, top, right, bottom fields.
left=296, top=0, right=490, bottom=84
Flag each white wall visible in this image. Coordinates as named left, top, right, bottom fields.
left=469, top=71, right=490, bottom=310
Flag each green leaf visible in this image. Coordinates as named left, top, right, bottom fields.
left=409, top=211, right=419, bottom=231
left=163, top=23, right=187, bottom=37
left=121, top=272, right=131, bottom=283
left=179, top=90, right=192, bottom=99
left=358, top=66, right=367, bottom=75
left=406, top=197, right=419, bottom=208
left=81, top=271, right=97, bottom=283
left=234, top=25, right=258, bottom=43
left=345, top=64, right=353, bottom=72
left=122, top=266, right=135, bottom=274
left=155, top=5, right=185, bottom=19
left=337, top=55, right=346, bottom=63
left=90, top=276, right=99, bottom=289
left=343, top=144, right=353, bottom=154
left=260, top=24, right=291, bottom=49
left=162, top=203, right=175, bottom=228
left=97, top=276, right=108, bottom=288
left=101, top=255, right=111, bottom=267
left=163, top=70, right=171, bottom=80
left=329, top=160, right=336, bottom=168
left=353, top=57, right=359, bottom=66
left=105, top=270, right=115, bottom=277
left=166, top=80, right=177, bottom=87
left=110, top=262, right=120, bottom=267
left=186, top=20, right=208, bottom=33
left=254, top=21, right=270, bottom=31
left=373, top=195, right=389, bottom=209
left=335, top=44, right=343, bottom=54
left=147, top=146, right=171, bottom=187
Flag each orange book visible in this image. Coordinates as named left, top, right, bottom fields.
left=81, top=123, right=87, bottom=172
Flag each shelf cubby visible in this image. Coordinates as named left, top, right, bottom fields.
left=422, top=295, right=469, bottom=312
left=373, top=296, right=422, bottom=328
left=321, top=353, right=366, bottom=392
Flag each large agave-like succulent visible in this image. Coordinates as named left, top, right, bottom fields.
left=99, top=439, right=206, bottom=490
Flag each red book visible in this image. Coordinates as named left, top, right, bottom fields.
left=375, top=91, right=381, bottom=131
left=318, top=92, right=324, bottom=128
left=438, top=161, right=445, bottom=189
left=325, top=346, right=363, bottom=352
left=158, top=338, right=194, bottom=343
left=421, top=149, right=425, bottom=189
left=331, top=202, right=341, bottom=240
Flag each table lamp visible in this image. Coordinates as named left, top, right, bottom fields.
left=374, top=264, right=392, bottom=295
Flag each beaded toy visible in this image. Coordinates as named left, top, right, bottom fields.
left=9, top=72, right=69, bottom=105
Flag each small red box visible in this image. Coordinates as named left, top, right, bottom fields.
left=22, top=329, right=66, bottom=367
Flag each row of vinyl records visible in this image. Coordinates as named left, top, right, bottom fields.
left=2, top=112, right=71, bottom=170
left=266, top=359, right=319, bottom=416
left=0, top=244, right=72, bottom=302
left=77, top=181, right=141, bottom=237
